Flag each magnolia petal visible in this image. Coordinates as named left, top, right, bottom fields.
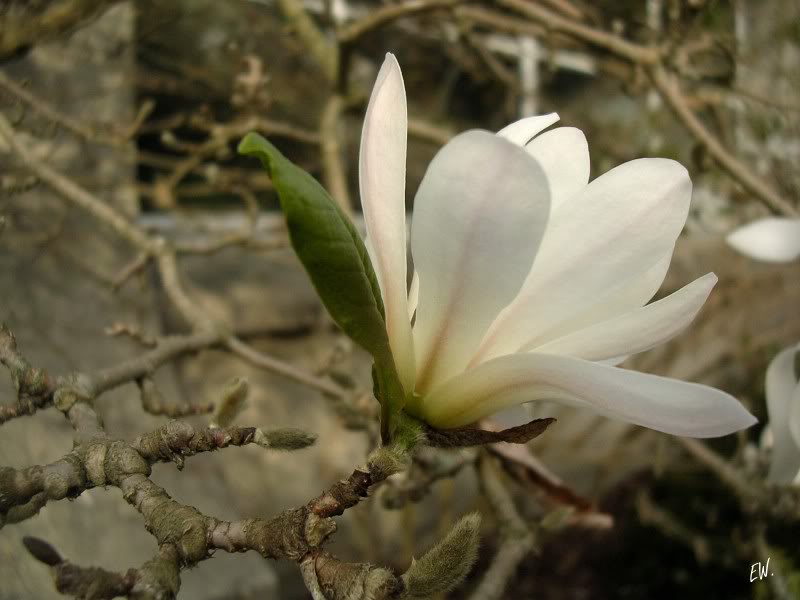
left=524, top=253, right=674, bottom=349
left=422, top=352, right=756, bottom=437
left=726, top=217, right=800, bottom=263
left=496, top=113, right=560, bottom=147
left=766, top=343, right=800, bottom=484
left=790, top=383, right=800, bottom=451
left=359, top=53, right=415, bottom=391
left=410, top=130, right=550, bottom=394
left=534, top=273, right=717, bottom=361
left=474, top=158, right=692, bottom=363
left=525, top=127, right=590, bottom=210
left=408, top=269, right=419, bottom=321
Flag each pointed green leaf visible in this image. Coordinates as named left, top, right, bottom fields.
left=239, top=132, right=388, bottom=356
left=239, top=133, right=406, bottom=435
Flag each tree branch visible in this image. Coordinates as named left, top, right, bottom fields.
left=650, top=65, right=798, bottom=217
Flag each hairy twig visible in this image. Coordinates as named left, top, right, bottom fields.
left=0, top=324, right=55, bottom=422
left=0, top=323, right=405, bottom=598
left=309, top=446, right=409, bottom=519
left=23, top=535, right=140, bottom=599
left=132, top=420, right=315, bottom=468
left=301, top=551, right=402, bottom=600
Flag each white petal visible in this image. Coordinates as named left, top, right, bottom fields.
left=408, top=269, right=419, bottom=321
left=790, top=383, right=800, bottom=450
left=496, top=113, right=560, bottom=147
left=410, top=130, right=550, bottom=393
left=766, top=343, right=800, bottom=483
left=726, top=218, right=800, bottom=263
left=474, top=158, right=692, bottom=363
left=525, top=127, right=590, bottom=210
left=421, top=353, right=757, bottom=437
left=534, top=273, right=717, bottom=361
left=527, top=252, right=673, bottom=346
left=359, top=53, right=415, bottom=391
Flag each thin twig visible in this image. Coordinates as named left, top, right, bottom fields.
left=319, top=94, right=352, bottom=213
left=650, top=66, right=798, bottom=217
left=467, top=456, right=535, bottom=600
left=496, top=0, right=661, bottom=64
left=407, top=117, right=455, bottom=146
left=0, top=113, right=156, bottom=250
left=277, top=0, right=338, bottom=82
left=0, top=70, right=127, bottom=147
left=337, top=0, right=459, bottom=44
left=1, top=115, right=348, bottom=399
left=224, top=337, right=346, bottom=399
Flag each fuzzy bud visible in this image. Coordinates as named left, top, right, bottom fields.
left=23, top=536, right=63, bottom=566
left=402, top=512, right=481, bottom=597
left=212, top=377, right=249, bottom=427
left=254, top=428, right=317, bottom=451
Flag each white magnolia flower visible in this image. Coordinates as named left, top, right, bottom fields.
left=360, top=53, right=756, bottom=437
left=726, top=217, right=800, bottom=263
left=764, top=343, right=800, bottom=484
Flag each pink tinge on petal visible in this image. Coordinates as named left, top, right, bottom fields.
left=410, top=130, right=550, bottom=395
left=359, top=53, right=415, bottom=392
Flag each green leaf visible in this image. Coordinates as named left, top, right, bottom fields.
left=239, top=133, right=405, bottom=435
left=239, top=133, right=387, bottom=355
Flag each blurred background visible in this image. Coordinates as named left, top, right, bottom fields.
left=1, top=0, right=799, bottom=598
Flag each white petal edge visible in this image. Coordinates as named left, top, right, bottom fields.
left=496, top=113, right=560, bottom=147
left=726, top=217, right=800, bottom=263
left=766, top=343, right=800, bottom=483
left=473, top=158, right=692, bottom=364
left=524, top=127, right=590, bottom=211
left=410, top=130, right=550, bottom=394
left=533, top=273, right=717, bottom=361
left=789, top=382, right=800, bottom=451
left=359, top=53, right=415, bottom=392
left=408, top=269, right=419, bottom=321
left=521, top=252, right=674, bottom=350
left=422, top=352, right=757, bottom=437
